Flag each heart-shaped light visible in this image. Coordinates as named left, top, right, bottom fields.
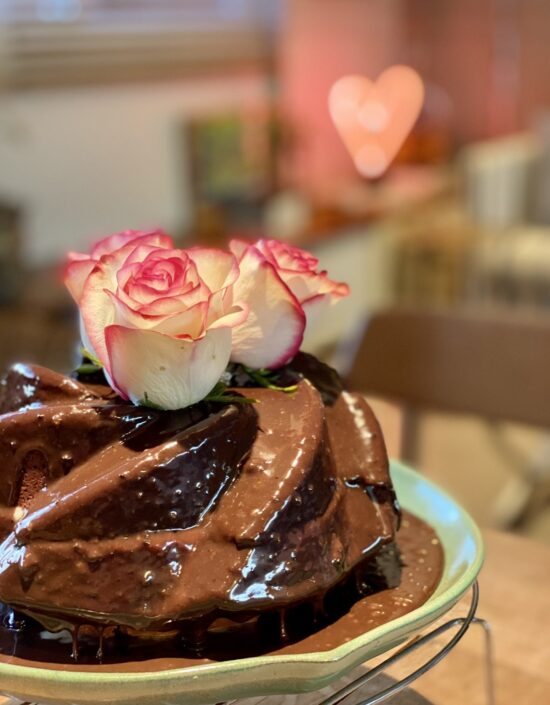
left=329, top=66, right=424, bottom=178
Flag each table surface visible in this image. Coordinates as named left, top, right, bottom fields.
left=0, top=529, right=548, bottom=705
left=382, top=528, right=550, bottom=705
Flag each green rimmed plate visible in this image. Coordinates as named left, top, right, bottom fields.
left=0, top=461, right=483, bottom=705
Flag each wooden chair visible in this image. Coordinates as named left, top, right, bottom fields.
left=346, top=306, right=550, bottom=527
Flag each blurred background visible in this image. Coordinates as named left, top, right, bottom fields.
left=2, top=0, right=550, bottom=541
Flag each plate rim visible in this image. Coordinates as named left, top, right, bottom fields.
left=0, top=460, right=484, bottom=690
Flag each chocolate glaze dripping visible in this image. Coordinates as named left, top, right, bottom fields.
left=278, top=608, right=288, bottom=643
left=96, top=626, right=105, bottom=662
left=0, top=513, right=443, bottom=669
left=71, top=625, right=81, bottom=662
left=0, top=353, right=406, bottom=661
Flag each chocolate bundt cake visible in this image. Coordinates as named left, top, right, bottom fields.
left=0, top=353, right=400, bottom=654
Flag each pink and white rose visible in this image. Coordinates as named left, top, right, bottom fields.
left=228, top=244, right=306, bottom=369
left=229, top=238, right=349, bottom=368
left=65, top=230, right=246, bottom=410
left=64, top=230, right=349, bottom=409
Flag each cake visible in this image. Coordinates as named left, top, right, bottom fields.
left=0, top=352, right=401, bottom=657
left=0, top=231, right=443, bottom=666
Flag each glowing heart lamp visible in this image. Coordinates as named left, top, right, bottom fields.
left=329, top=66, right=425, bottom=179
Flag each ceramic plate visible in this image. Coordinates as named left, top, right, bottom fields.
left=0, top=461, right=483, bottom=705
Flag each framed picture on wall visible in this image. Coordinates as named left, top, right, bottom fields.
left=182, top=108, right=281, bottom=242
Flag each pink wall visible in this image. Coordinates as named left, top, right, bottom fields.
left=405, top=0, right=495, bottom=140
left=408, top=0, right=550, bottom=140
left=278, top=0, right=405, bottom=194
left=278, top=0, right=550, bottom=192
left=519, top=0, right=550, bottom=128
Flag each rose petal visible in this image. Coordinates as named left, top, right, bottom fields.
left=230, top=247, right=305, bottom=369
left=151, top=302, right=209, bottom=338
left=208, top=302, right=249, bottom=331
left=105, top=290, right=209, bottom=339
left=231, top=238, right=349, bottom=314
left=79, top=266, right=121, bottom=368
left=79, top=239, right=173, bottom=365
left=228, top=239, right=249, bottom=260
left=79, top=315, right=97, bottom=362
left=64, top=258, right=96, bottom=302
left=257, top=239, right=320, bottom=272
left=91, top=229, right=173, bottom=260
left=119, top=249, right=209, bottom=310
left=299, top=295, right=333, bottom=337
left=188, top=247, right=240, bottom=291
left=67, top=251, right=91, bottom=263
left=284, top=271, right=350, bottom=304
left=105, top=325, right=232, bottom=410
left=137, top=292, right=204, bottom=316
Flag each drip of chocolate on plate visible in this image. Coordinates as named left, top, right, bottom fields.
left=0, top=354, right=443, bottom=666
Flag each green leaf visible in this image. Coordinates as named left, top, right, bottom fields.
left=79, top=346, right=103, bottom=368
left=243, top=366, right=297, bottom=393
left=204, top=381, right=256, bottom=405
left=206, top=394, right=256, bottom=404
left=206, top=382, right=227, bottom=398
left=75, top=362, right=102, bottom=375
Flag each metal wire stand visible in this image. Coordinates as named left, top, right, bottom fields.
left=318, top=580, right=494, bottom=705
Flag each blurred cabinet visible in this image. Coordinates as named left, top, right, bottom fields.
left=391, top=199, right=475, bottom=307
left=0, top=202, right=22, bottom=305
left=0, top=266, right=77, bottom=374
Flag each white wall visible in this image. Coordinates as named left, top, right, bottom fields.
left=0, top=74, right=268, bottom=265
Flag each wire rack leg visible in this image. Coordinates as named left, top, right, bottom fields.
left=318, top=581, right=494, bottom=705
left=472, top=617, right=495, bottom=705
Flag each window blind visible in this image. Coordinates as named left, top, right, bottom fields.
left=0, top=0, right=277, bottom=89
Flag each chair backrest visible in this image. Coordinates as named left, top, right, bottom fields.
left=346, top=307, right=550, bottom=429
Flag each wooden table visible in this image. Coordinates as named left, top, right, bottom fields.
left=0, top=530, right=548, bottom=705
left=382, top=529, right=550, bottom=704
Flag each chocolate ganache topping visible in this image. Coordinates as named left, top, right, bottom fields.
left=0, top=354, right=400, bottom=649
